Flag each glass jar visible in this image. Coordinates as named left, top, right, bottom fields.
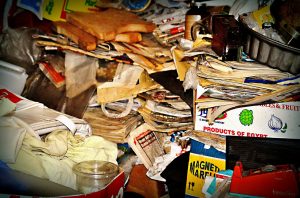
left=73, top=160, right=119, bottom=194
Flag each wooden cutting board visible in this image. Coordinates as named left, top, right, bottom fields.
left=66, top=8, right=156, bottom=42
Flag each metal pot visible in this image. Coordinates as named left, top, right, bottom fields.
left=239, top=13, right=300, bottom=75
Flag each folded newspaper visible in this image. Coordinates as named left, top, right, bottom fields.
left=0, top=88, right=92, bottom=139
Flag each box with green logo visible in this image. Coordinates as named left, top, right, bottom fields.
left=194, top=100, right=300, bottom=139
left=42, top=0, right=97, bottom=21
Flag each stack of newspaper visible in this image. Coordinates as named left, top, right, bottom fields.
left=172, top=40, right=300, bottom=123
left=83, top=104, right=143, bottom=143
left=196, top=57, right=300, bottom=123
left=137, top=88, right=193, bottom=133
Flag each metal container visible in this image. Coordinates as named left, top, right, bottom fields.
left=239, top=14, right=300, bottom=75
left=73, top=160, right=119, bottom=194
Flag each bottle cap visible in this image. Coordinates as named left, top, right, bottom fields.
left=262, top=22, right=274, bottom=29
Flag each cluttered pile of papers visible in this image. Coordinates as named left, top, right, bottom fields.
left=1, top=0, right=300, bottom=197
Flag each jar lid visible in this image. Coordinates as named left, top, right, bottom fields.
left=73, top=160, right=119, bottom=176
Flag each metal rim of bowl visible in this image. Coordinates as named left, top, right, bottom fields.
left=239, top=14, right=300, bottom=53
left=73, top=160, right=119, bottom=176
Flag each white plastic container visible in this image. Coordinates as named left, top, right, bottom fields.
left=0, top=60, right=28, bottom=95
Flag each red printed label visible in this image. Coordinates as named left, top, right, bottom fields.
left=0, top=89, right=22, bottom=103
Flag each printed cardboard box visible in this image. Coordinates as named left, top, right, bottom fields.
left=42, top=0, right=98, bottom=21
left=185, top=139, right=226, bottom=198
left=17, top=0, right=98, bottom=22
left=194, top=101, right=300, bottom=139
left=1, top=169, right=125, bottom=198
left=69, top=170, right=125, bottom=198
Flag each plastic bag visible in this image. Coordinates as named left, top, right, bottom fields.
left=64, top=52, right=97, bottom=98
left=182, top=66, right=198, bottom=92
left=0, top=27, right=42, bottom=73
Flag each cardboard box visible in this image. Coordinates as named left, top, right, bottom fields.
left=42, top=0, right=98, bottom=21
left=1, top=169, right=125, bottom=198
left=194, top=101, right=300, bottom=139
left=185, top=139, right=226, bottom=198
left=72, top=170, right=125, bottom=198
left=17, top=0, right=98, bottom=21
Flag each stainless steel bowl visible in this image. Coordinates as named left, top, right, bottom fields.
left=239, top=14, right=300, bottom=75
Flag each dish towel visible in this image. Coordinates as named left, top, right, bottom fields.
left=8, top=130, right=118, bottom=190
